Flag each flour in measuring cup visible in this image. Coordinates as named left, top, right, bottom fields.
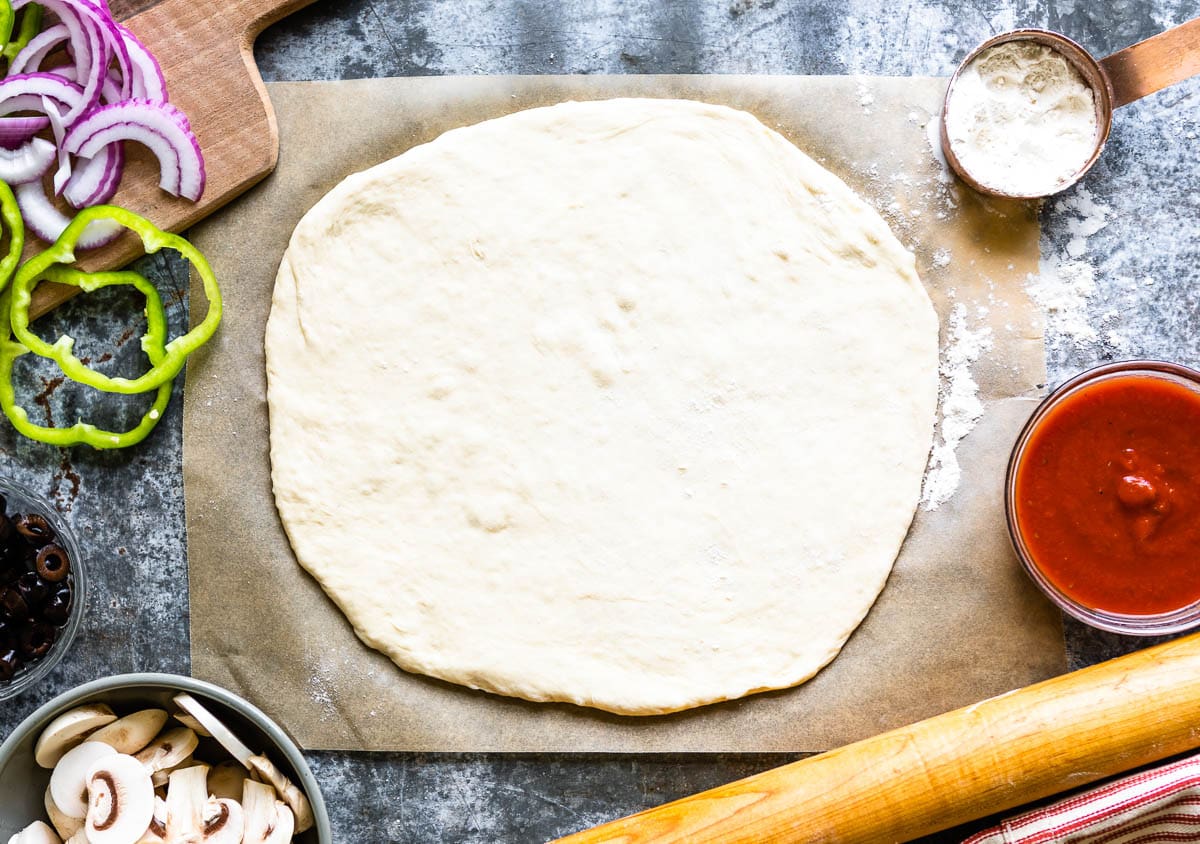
left=945, top=41, right=1098, bottom=196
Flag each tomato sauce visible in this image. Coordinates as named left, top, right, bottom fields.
left=1013, top=372, right=1200, bottom=615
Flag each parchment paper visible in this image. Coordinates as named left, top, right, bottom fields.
left=183, top=75, right=1065, bottom=753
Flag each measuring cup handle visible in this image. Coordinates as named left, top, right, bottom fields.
left=1099, top=16, right=1200, bottom=108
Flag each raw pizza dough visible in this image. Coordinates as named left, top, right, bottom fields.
left=266, top=98, right=939, bottom=716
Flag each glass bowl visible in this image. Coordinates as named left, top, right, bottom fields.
left=1005, top=360, right=1200, bottom=635
left=0, top=477, right=86, bottom=700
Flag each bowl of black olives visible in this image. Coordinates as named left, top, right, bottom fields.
left=0, top=478, right=84, bottom=701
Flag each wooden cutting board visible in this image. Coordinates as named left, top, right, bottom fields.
left=27, top=0, right=317, bottom=318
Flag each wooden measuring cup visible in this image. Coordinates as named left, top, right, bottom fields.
left=940, top=19, right=1200, bottom=199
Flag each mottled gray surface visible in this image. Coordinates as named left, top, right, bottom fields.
left=2, top=0, right=1200, bottom=840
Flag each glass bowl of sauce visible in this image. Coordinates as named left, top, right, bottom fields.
left=1006, top=361, right=1200, bottom=635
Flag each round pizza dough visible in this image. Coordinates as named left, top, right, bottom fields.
left=266, top=98, right=938, bottom=715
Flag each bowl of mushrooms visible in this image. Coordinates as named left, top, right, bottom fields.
left=0, top=673, right=329, bottom=844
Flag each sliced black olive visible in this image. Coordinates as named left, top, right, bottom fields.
left=35, top=544, right=69, bottom=583
left=13, top=513, right=53, bottom=543
left=0, top=646, right=21, bottom=680
left=17, top=623, right=55, bottom=659
left=15, top=571, right=49, bottom=608
left=42, top=586, right=71, bottom=626
left=0, top=585, right=27, bottom=620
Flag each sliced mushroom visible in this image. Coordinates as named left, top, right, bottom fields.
left=207, top=761, right=245, bottom=802
left=170, top=696, right=251, bottom=765
left=173, top=693, right=314, bottom=833
left=200, top=798, right=244, bottom=844
left=50, top=741, right=118, bottom=819
left=44, top=786, right=83, bottom=840
left=164, top=764, right=210, bottom=844
left=84, top=752, right=156, bottom=844
left=133, top=797, right=167, bottom=844
left=88, top=710, right=169, bottom=755
left=134, top=727, right=198, bottom=780
left=35, top=704, right=117, bottom=768
left=247, top=755, right=315, bottom=833
left=241, top=780, right=294, bottom=844
left=151, top=754, right=195, bottom=789
left=171, top=713, right=211, bottom=738
left=63, top=833, right=88, bottom=844
left=9, top=821, right=61, bottom=844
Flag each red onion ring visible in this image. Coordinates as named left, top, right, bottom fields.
left=7, top=23, right=70, bottom=76
left=15, top=179, right=122, bottom=248
left=64, top=99, right=203, bottom=200
left=115, top=22, right=166, bottom=102
left=0, top=116, right=50, bottom=149
left=63, top=140, right=122, bottom=207
left=0, top=73, right=85, bottom=115
left=0, top=137, right=55, bottom=184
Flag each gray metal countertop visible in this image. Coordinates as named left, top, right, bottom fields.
left=3, top=0, right=1199, bottom=840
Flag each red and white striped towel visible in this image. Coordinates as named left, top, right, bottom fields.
left=964, top=755, right=1200, bottom=843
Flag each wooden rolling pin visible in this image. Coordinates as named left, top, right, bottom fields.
left=554, top=631, right=1200, bottom=843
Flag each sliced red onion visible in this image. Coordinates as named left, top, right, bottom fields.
left=64, top=99, right=204, bottom=200
left=70, top=10, right=109, bottom=122
left=48, top=67, right=124, bottom=119
left=12, top=0, right=88, bottom=69
left=0, top=137, right=56, bottom=184
left=41, top=96, right=71, bottom=194
left=0, top=72, right=85, bottom=115
left=83, top=10, right=130, bottom=100
left=8, top=23, right=71, bottom=76
left=16, top=179, right=122, bottom=248
left=63, top=141, right=122, bottom=207
left=13, top=0, right=109, bottom=123
left=1, top=0, right=203, bottom=216
left=115, top=22, right=166, bottom=102
left=0, top=116, right=49, bottom=148
left=100, top=70, right=121, bottom=103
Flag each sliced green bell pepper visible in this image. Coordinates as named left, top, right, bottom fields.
left=2, top=3, right=41, bottom=64
left=0, top=270, right=174, bottom=449
left=10, top=205, right=222, bottom=395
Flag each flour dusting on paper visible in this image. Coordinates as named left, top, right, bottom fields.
left=922, top=303, right=992, bottom=510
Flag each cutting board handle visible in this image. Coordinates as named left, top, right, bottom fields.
left=554, top=631, right=1200, bottom=843
left=235, top=0, right=317, bottom=42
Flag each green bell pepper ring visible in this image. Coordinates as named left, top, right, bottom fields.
left=0, top=272, right=174, bottom=449
left=0, top=179, right=22, bottom=294
left=0, top=0, right=16, bottom=59
left=10, top=205, right=222, bottom=395
left=2, top=3, right=40, bottom=63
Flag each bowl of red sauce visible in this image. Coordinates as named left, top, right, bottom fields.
left=1006, top=360, right=1200, bottom=635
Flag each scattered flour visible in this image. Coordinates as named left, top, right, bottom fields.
left=922, top=303, right=992, bottom=510
left=856, top=80, right=875, bottom=113
left=1027, top=257, right=1098, bottom=345
left=305, top=648, right=340, bottom=722
left=1025, top=184, right=1111, bottom=351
